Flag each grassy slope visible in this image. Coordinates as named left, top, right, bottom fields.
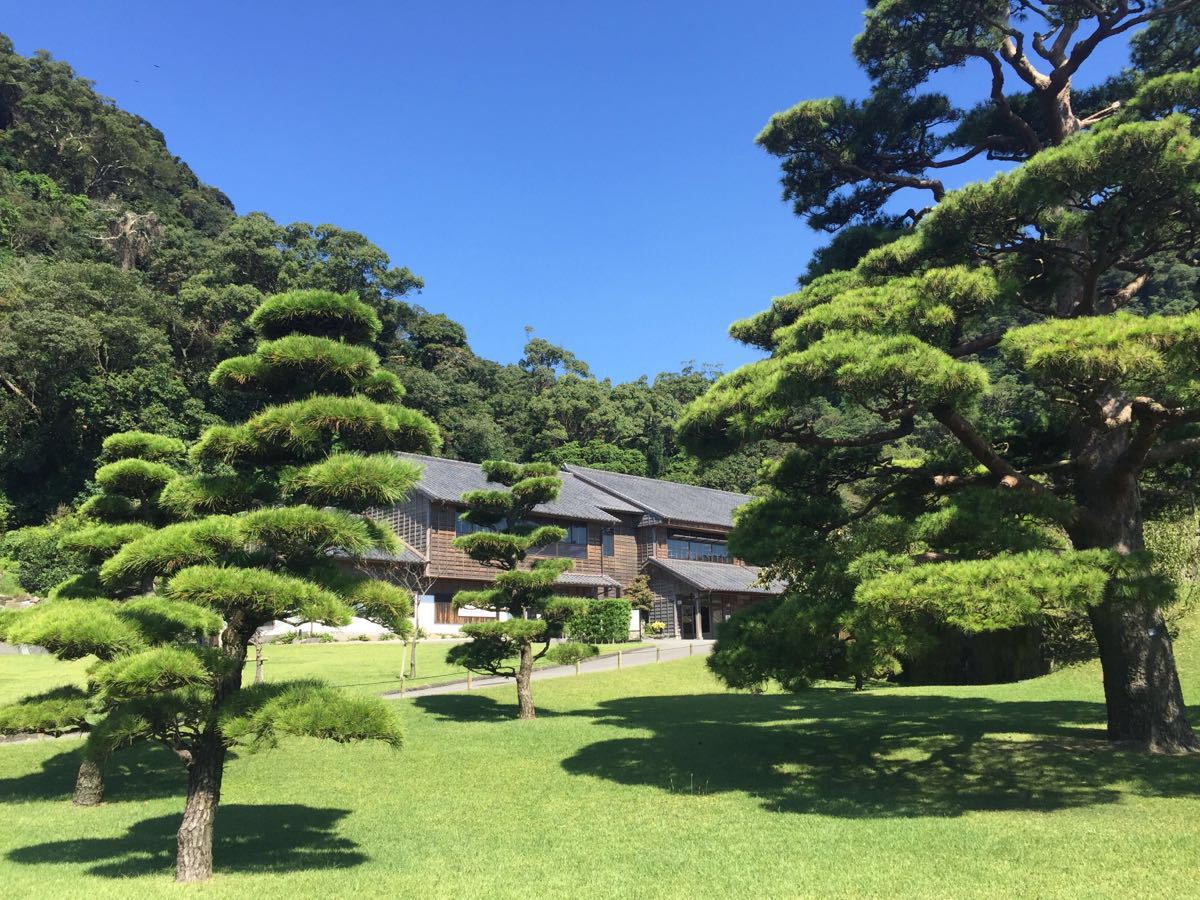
left=1, top=629, right=1199, bottom=898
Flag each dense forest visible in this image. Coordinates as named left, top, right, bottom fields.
left=0, top=35, right=771, bottom=528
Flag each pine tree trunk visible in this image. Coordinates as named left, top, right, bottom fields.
left=516, top=640, right=536, bottom=720
left=175, top=731, right=226, bottom=883
left=72, top=755, right=104, bottom=806
left=1071, top=416, right=1199, bottom=752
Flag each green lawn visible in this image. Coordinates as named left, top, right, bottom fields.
left=241, top=639, right=651, bottom=694
left=2, top=629, right=1200, bottom=897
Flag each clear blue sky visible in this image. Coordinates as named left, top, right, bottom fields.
left=5, top=3, right=1134, bottom=383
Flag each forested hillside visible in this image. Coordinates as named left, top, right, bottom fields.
left=0, top=36, right=769, bottom=526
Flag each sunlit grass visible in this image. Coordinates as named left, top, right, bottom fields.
left=0, top=628, right=1198, bottom=897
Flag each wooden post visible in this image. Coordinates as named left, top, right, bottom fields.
left=617, top=649, right=622, bottom=670
left=575, top=659, right=581, bottom=675
left=253, top=636, right=265, bottom=685
left=466, top=670, right=473, bottom=690
left=689, top=642, right=694, bottom=657
left=656, top=645, right=661, bottom=663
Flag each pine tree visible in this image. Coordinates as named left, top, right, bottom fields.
left=446, top=460, right=589, bottom=719
left=0, top=429, right=201, bottom=805
left=681, top=66, right=1200, bottom=751
left=22, top=288, right=438, bottom=882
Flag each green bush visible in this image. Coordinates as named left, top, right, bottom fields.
left=565, top=599, right=632, bottom=644
left=274, top=630, right=302, bottom=645
left=0, top=525, right=86, bottom=596
left=546, top=641, right=599, bottom=665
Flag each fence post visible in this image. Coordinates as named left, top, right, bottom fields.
left=575, top=659, right=581, bottom=675
left=689, top=642, right=694, bottom=657
left=467, top=670, right=473, bottom=690
left=617, top=649, right=622, bottom=670
left=656, top=645, right=661, bottom=663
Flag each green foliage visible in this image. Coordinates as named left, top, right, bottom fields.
left=75, top=493, right=138, bottom=522
left=212, top=336, right=381, bottom=397
left=1002, top=312, right=1200, bottom=401
left=115, top=595, right=224, bottom=644
left=221, top=679, right=401, bottom=749
left=91, top=646, right=212, bottom=703
left=101, top=431, right=186, bottom=463
left=158, top=473, right=275, bottom=518
left=0, top=599, right=146, bottom=660
left=239, top=505, right=385, bottom=560
left=99, top=516, right=241, bottom=588
left=94, top=458, right=179, bottom=500
left=0, top=685, right=91, bottom=735
left=564, top=599, right=632, bottom=644
left=244, top=395, right=441, bottom=460
left=165, top=565, right=352, bottom=626
left=545, top=642, right=600, bottom=665
left=624, top=575, right=655, bottom=614
left=535, top=439, right=648, bottom=475
left=854, top=551, right=1116, bottom=633
left=247, top=290, right=382, bottom=344
left=0, top=524, right=86, bottom=596
left=284, top=453, right=423, bottom=512
left=58, top=523, right=152, bottom=563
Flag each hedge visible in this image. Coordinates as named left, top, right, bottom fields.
left=565, top=599, right=632, bottom=644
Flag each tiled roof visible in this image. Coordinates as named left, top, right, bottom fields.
left=334, top=543, right=426, bottom=564
left=395, top=453, right=640, bottom=524
left=563, top=465, right=753, bottom=529
left=647, top=557, right=786, bottom=595
left=359, top=544, right=426, bottom=564
left=555, top=572, right=623, bottom=589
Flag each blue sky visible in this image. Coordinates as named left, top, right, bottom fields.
left=5, top=3, right=1134, bottom=382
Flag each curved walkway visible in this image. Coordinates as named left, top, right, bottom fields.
left=384, top=640, right=714, bottom=699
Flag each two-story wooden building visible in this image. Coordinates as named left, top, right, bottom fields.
left=364, top=454, right=785, bottom=638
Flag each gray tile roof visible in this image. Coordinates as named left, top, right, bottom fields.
left=563, top=465, right=753, bottom=529
left=647, top=557, right=786, bottom=595
left=333, top=541, right=426, bottom=564
left=395, top=454, right=641, bottom=524
left=555, top=572, right=623, bottom=589
left=359, top=544, right=426, bottom=564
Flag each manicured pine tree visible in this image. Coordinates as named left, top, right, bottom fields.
left=0, top=429, right=198, bottom=805
left=681, top=70, right=1200, bottom=752
left=447, top=460, right=588, bottom=719
left=53, top=288, right=438, bottom=882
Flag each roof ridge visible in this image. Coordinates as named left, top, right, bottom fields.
left=563, top=463, right=751, bottom=501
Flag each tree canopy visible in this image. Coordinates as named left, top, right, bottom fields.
left=684, top=4, right=1200, bottom=753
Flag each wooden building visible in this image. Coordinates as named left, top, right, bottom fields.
left=363, top=454, right=786, bottom=637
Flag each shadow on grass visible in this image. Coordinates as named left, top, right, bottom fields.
left=7, top=804, right=365, bottom=877
left=0, top=742, right=184, bottom=804
left=561, top=691, right=1200, bottom=818
left=413, top=693, right=564, bottom=723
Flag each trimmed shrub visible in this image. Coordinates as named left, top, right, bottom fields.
left=101, top=431, right=186, bottom=463
left=247, top=289, right=382, bottom=344
left=565, top=599, right=632, bottom=644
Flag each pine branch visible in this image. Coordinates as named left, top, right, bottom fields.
left=931, top=404, right=1049, bottom=495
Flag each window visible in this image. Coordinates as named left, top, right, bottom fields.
left=535, top=521, right=589, bottom=558
left=455, top=516, right=504, bottom=537
left=668, top=535, right=731, bottom=563
left=602, top=530, right=615, bottom=557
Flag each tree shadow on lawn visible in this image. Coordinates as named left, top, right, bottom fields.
left=0, top=742, right=184, bottom=804
left=7, top=804, right=365, bottom=877
left=413, top=693, right=565, bottom=723
left=561, top=691, right=1200, bottom=818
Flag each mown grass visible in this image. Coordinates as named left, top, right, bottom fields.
left=1, top=628, right=1199, bottom=898
left=240, top=639, right=651, bottom=694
